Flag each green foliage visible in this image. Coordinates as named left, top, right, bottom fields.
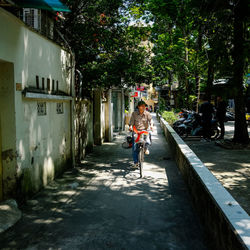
left=158, top=97, right=166, bottom=113
left=188, top=95, right=197, bottom=109
left=59, top=0, right=151, bottom=91
left=162, top=111, right=178, bottom=126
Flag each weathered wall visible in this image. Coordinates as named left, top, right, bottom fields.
left=0, top=62, right=16, bottom=199
left=93, top=90, right=103, bottom=145
left=104, top=89, right=113, bottom=142
left=0, top=8, right=71, bottom=94
left=74, top=99, right=93, bottom=163
left=158, top=114, right=250, bottom=250
left=16, top=100, right=72, bottom=199
left=0, top=8, right=73, bottom=200
left=112, top=90, right=123, bottom=132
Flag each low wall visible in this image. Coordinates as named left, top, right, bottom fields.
left=158, top=114, right=250, bottom=250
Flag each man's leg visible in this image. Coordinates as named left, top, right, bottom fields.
left=202, top=121, right=211, bottom=140
left=207, top=121, right=212, bottom=139
left=202, top=122, right=208, bottom=139
left=145, top=133, right=151, bottom=154
left=219, top=120, right=225, bottom=139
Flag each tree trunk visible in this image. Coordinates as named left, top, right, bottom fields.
left=195, top=73, right=200, bottom=112
left=233, top=0, right=249, bottom=144
left=206, top=58, right=214, bottom=101
left=195, top=25, right=202, bottom=112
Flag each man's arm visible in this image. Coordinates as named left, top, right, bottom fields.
left=129, top=113, right=135, bottom=131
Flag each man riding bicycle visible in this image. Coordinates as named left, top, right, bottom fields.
left=129, top=100, right=154, bottom=168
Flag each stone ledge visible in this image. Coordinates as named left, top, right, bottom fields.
left=157, top=114, right=250, bottom=250
left=0, top=199, right=22, bottom=234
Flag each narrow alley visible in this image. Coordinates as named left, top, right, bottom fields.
left=0, top=115, right=209, bottom=250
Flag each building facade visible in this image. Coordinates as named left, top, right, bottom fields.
left=0, top=7, right=74, bottom=200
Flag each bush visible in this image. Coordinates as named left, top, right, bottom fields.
left=162, top=111, right=178, bottom=126
left=159, top=97, right=166, bottom=114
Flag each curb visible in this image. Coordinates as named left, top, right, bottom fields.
left=157, top=113, right=250, bottom=250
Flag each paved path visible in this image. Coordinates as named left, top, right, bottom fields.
left=0, top=115, right=209, bottom=250
left=185, top=121, right=250, bottom=215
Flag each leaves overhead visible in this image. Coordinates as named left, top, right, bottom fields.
left=59, top=0, right=152, bottom=90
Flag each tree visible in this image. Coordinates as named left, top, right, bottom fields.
left=132, top=0, right=249, bottom=143
left=232, top=0, right=249, bottom=143
left=191, top=0, right=250, bottom=143
left=59, top=0, right=151, bottom=93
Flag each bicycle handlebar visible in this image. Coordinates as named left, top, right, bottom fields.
left=133, top=126, right=150, bottom=143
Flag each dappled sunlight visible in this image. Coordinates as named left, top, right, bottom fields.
left=0, top=115, right=208, bottom=249
left=103, top=141, right=117, bottom=146
left=34, top=217, right=63, bottom=224
left=18, top=140, right=25, bottom=161
left=0, top=204, right=12, bottom=211
left=59, top=136, right=66, bottom=155
left=204, top=162, right=216, bottom=167
left=43, top=157, right=55, bottom=186
left=57, top=190, right=75, bottom=196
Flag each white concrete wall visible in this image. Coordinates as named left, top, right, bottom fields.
left=0, top=8, right=73, bottom=198
left=0, top=62, right=16, bottom=198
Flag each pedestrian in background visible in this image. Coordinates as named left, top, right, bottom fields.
left=216, top=96, right=227, bottom=140
left=200, top=96, right=214, bottom=141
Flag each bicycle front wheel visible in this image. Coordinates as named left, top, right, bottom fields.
left=138, top=147, right=144, bottom=178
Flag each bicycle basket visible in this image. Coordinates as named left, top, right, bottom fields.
left=127, top=136, right=133, bottom=144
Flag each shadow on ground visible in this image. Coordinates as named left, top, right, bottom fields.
left=0, top=116, right=211, bottom=250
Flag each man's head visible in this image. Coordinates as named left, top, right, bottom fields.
left=217, top=96, right=222, bottom=102
left=137, top=100, right=146, bottom=113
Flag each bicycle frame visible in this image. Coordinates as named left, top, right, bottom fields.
left=133, top=126, right=149, bottom=178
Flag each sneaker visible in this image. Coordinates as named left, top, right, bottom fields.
left=131, top=163, right=139, bottom=169
left=145, top=149, right=150, bottom=155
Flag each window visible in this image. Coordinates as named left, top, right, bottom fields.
left=56, top=103, right=64, bottom=114
left=37, top=102, right=47, bottom=116
left=23, top=8, right=41, bottom=30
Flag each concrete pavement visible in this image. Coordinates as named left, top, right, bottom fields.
left=0, top=115, right=209, bottom=250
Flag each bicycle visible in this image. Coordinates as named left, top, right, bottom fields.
left=132, top=126, right=150, bottom=178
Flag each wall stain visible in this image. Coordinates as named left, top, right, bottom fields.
left=2, top=149, right=17, bottom=162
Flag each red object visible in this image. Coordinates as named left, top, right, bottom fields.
left=131, top=92, right=138, bottom=97
left=133, top=126, right=149, bottom=143
left=136, top=86, right=145, bottom=91
left=100, top=13, right=107, bottom=25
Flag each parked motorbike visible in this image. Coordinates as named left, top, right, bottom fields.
left=225, top=111, right=235, bottom=121
left=175, top=112, right=220, bottom=139
left=173, top=110, right=194, bottom=131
